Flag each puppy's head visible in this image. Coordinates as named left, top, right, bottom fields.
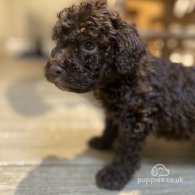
left=45, top=1, right=146, bottom=93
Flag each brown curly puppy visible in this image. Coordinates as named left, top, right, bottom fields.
left=45, top=1, right=195, bottom=190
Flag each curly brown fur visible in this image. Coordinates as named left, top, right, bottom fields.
left=45, top=1, right=195, bottom=190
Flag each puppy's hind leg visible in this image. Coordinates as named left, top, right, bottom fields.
left=88, top=117, right=118, bottom=150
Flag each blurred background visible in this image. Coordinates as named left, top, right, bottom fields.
left=0, top=1, right=195, bottom=195
left=0, top=0, right=195, bottom=63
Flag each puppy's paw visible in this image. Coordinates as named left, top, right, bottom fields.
left=88, top=137, right=111, bottom=150
left=96, top=166, right=129, bottom=190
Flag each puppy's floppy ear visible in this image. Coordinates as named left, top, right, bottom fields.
left=110, top=15, right=146, bottom=75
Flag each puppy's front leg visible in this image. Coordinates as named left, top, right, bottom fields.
left=96, top=122, right=148, bottom=190
left=88, top=116, right=118, bottom=150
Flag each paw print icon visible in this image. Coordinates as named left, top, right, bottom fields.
left=151, top=164, right=170, bottom=177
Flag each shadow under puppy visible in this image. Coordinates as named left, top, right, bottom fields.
left=45, top=1, right=195, bottom=190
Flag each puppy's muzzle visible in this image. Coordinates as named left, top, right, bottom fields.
left=45, top=60, right=65, bottom=82
left=49, top=64, right=64, bottom=76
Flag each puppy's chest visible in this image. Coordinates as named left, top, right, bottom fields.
left=95, top=85, right=144, bottom=115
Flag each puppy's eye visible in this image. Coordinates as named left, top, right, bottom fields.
left=83, top=41, right=96, bottom=51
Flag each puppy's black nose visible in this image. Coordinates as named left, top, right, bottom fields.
left=50, top=65, right=64, bottom=76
